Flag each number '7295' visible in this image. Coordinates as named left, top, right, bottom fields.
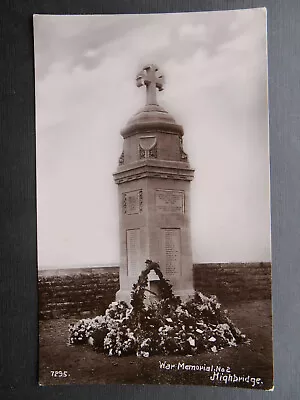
left=51, top=370, right=69, bottom=378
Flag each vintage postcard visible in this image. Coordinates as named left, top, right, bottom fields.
left=34, top=9, right=273, bottom=389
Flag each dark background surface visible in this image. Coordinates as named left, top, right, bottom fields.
left=0, top=0, right=299, bottom=399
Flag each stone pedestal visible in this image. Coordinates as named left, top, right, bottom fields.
left=113, top=64, right=195, bottom=303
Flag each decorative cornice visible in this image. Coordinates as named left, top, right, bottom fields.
left=121, top=121, right=184, bottom=139
left=116, top=158, right=192, bottom=172
left=113, top=162, right=194, bottom=184
left=114, top=172, right=194, bottom=184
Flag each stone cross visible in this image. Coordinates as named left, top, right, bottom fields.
left=136, top=64, right=164, bottom=105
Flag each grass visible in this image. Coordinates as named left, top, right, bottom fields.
left=39, top=299, right=273, bottom=390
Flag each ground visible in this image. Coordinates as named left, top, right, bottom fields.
left=39, top=299, right=273, bottom=390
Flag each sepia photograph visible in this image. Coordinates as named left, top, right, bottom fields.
left=34, top=9, right=273, bottom=389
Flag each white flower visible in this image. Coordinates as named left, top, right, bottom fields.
left=211, top=346, right=217, bottom=353
left=88, top=337, right=94, bottom=346
left=208, top=337, right=216, bottom=342
left=196, top=329, right=203, bottom=334
left=187, top=337, right=195, bottom=346
left=218, top=323, right=230, bottom=330
left=166, top=318, right=173, bottom=323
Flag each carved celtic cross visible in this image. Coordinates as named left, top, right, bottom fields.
left=136, top=64, right=164, bottom=105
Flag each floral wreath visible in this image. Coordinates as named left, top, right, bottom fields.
left=68, top=260, right=246, bottom=357
left=130, top=259, right=181, bottom=317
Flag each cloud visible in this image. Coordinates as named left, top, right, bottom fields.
left=34, top=14, right=146, bottom=79
left=179, top=23, right=207, bottom=39
left=35, top=10, right=270, bottom=267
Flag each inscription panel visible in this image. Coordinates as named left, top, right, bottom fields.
left=123, top=190, right=143, bottom=214
left=156, top=190, right=184, bottom=214
left=161, top=228, right=181, bottom=276
left=127, top=191, right=139, bottom=214
left=126, top=229, right=141, bottom=278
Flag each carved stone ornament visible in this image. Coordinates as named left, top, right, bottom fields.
left=136, top=64, right=164, bottom=105
left=139, top=145, right=146, bottom=159
left=122, top=190, right=143, bottom=214
left=122, top=193, right=127, bottom=214
left=119, top=150, right=125, bottom=165
left=139, top=136, right=157, bottom=159
left=179, top=137, right=188, bottom=161
left=139, top=189, right=143, bottom=212
left=149, top=143, right=158, bottom=159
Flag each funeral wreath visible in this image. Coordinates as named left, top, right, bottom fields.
left=68, top=261, right=246, bottom=357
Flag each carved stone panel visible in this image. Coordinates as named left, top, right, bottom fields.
left=161, top=228, right=181, bottom=276
left=155, top=189, right=184, bottom=213
left=126, top=190, right=139, bottom=214
left=126, top=229, right=141, bottom=278
left=139, top=136, right=157, bottom=159
left=122, top=190, right=143, bottom=214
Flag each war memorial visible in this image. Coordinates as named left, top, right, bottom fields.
left=113, top=63, right=195, bottom=302
left=36, top=11, right=272, bottom=389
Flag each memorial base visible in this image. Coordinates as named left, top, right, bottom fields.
left=115, top=289, right=132, bottom=305
left=173, top=288, right=195, bottom=301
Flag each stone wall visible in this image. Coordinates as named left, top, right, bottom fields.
left=38, top=263, right=272, bottom=319
left=193, top=262, right=272, bottom=304
left=38, top=267, right=119, bottom=320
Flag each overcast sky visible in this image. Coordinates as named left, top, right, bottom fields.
left=34, top=9, right=271, bottom=269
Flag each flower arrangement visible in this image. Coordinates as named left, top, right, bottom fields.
left=69, top=315, right=107, bottom=345
left=68, top=261, right=246, bottom=356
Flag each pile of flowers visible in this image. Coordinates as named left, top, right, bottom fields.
left=69, top=315, right=107, bottom=346
left=68, top=261, right=246, bottom=357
